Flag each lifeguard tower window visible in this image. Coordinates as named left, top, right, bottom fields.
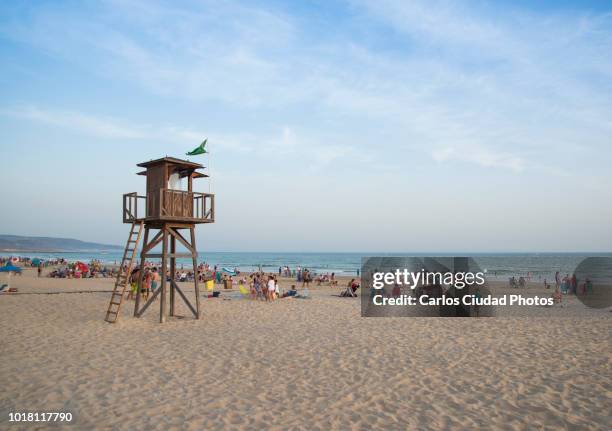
left=168, top=172, right=182, bottom=190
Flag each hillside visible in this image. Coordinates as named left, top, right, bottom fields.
left=0, top=235, right=122, bottom=252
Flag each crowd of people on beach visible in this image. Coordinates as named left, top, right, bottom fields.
left=550, top=272, right=593, bottom=304
left=1, top=256, right=67, bottom=269
left=0, top=256, right=120, bottom=279
left=47, top=261, right=118, bottom=279
left=1, top=255, right=362, bottom=301
left=510, top=271, right=595, bottom=305
left=119, top=262, right=360, bottom=302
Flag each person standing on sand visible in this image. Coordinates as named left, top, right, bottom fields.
left=37, top=264, right=42, bottom=277
left=127, top=268, right=138, bottom=300
left=142, top=268, right=151, bottom=300
left=552, top=286, right=562, bottom=304
left=392, top=283, right=401, bottom=298
left=150, top=268, right=160, bottom=296
left=267, top=275, right=275, bottom=302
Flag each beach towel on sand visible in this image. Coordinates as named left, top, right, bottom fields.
left=239, top=285, right=250, bottom=297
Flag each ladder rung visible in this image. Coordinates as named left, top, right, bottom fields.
left=104, top=221, right=143, bottom=324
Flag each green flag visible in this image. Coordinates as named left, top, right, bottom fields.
left=187, top=139, right=207, bottom=155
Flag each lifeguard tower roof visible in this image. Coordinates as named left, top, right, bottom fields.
left=136, top=157, right=208, bottom=178
left=137, top=156, right=203, bottom=169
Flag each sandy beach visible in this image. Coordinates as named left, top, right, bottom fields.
left=0, top=268, right=610, bottom=430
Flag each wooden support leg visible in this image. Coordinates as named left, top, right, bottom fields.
left=190, top=227, right=201, bottom=319
left=170, top=232, right=176, bottom=317
left=160, top=227, right=168, bottom=323
left=134, top=227, right=149, bottom=317
left=134, top=284, right=162, bottom=317
left=171, top=280, right=197, bottom=317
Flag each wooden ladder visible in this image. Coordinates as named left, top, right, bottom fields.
left=104, top=221, right=144, bottom=323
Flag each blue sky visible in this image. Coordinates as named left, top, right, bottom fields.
left=1, top=0, right=611, bottom=252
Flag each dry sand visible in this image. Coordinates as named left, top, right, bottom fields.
left=1, top=268, right=610, bottom=430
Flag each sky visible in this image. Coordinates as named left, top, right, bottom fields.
left=0, top=0, right=611, bottom=252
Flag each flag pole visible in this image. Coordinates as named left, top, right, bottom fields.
left=208, top=143, right=212, bottom=194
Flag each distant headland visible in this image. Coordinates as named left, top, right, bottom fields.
left=0, top=235, right=122, bottom=252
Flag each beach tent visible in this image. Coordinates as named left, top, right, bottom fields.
left=222, top=267, right=237, bottom=276
left=0, top=262, right=22, bottom=273
left=75, top=262, right=89, bottom=273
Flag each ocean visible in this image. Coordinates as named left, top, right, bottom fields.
left=2, top=251, right=610, bottom=279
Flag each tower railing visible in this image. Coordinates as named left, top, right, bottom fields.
left=123, top=189, right=214, bottom=223
left=123, top=192, right=147, bottom=223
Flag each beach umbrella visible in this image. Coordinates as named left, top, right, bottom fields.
left=0, top=262, right=21, bottom=291
left=31, top=258, right=41, bottom=266
left=0, top=262, right=22, bottom=273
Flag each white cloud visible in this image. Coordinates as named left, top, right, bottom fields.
left=9, top=106, right=149, bottom=139
left=5, top=105, right=255, bottom=152
left=432, top=146, right=524, bottom=172
left=4, top=105, right=361, bottom=169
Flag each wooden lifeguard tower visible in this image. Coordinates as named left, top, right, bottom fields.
left=104, top=157, right=215, bottom=323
